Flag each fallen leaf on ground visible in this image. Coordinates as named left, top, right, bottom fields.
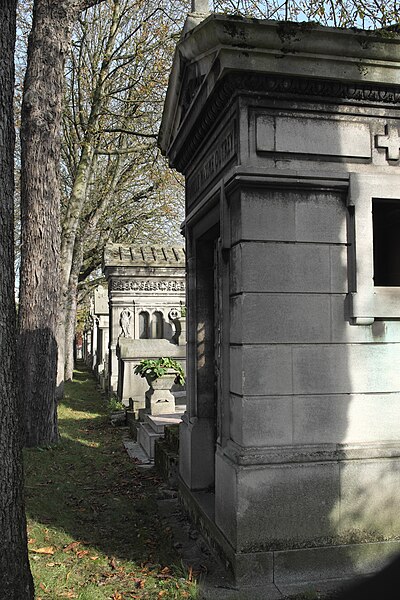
left=30, top=547, right=55, bottom=555
left=76, top=550, right=89, bottom=558
left=89, top=555, right=98, bottom=560
left=39, top=582, right=48, bottom=592
left=63, top=541, right=81, bottom=553
left=28, top=538, right=36, bottom=545
left=134, top=579, right=145, bottom=589
left=111, top=593, right=123, bottom=600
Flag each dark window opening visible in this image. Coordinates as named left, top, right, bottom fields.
left=151, top=311, right=164, bottom=339
left=139, top=311, right=149, bottom=339
left=373, top=198, right=400, bottom=286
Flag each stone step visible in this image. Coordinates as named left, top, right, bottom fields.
left=144, top=412, right=183, bottom=434
left=137, top=422, right=161, bottom=460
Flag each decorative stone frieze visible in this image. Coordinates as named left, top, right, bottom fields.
left=110, top=279, right=186, bottom=292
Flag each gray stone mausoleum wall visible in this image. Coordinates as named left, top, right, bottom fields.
left=160, top=13, right=400, bottom=587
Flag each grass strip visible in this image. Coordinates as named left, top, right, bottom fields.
left=24, top=364, right=197, bottom=600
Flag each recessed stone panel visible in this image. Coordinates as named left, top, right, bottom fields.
left=256, top=115, right=371, bottom=159
left=255, top=114, right=275, bottom=152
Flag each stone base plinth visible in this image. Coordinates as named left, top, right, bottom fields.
left=179, top=477, right=400, bottom=589
left=137, top=412, right=184, bottom=461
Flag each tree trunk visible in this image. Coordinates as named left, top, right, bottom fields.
left=0, top=2, right=35, bottom=596
left=64, top=237, right=84, bottom=380
left=64, top=282, right=78, bottom=381
left=19, top=1, right=76, bottom=447
left=19, top=0, right=107, bottom=446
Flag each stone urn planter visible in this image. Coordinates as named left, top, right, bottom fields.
left=145, top=370, right=177, bottom=416
left=134, top=358, right=185, bottom=416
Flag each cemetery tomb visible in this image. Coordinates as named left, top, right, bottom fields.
left=102, top=244, right=186, bottom=414
left=159, top=11, right=400, bottom=587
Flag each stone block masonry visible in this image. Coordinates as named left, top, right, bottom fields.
left=159, top=13, right=400, bottom=587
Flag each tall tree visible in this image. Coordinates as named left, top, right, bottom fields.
left=60, top=0, right=187, bottom=380
left=0, top=1, right=35, bottom=597
left=18, top=0, right=105, bottom=447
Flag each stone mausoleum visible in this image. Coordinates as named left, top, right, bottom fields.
left=103, top=244, right=186, bottom=409
left=159, top=8, right=400, bottom=589
left=91, top=285, right=109, bottom=387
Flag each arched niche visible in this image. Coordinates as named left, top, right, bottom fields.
left=139, top=311, right=150, bottom=339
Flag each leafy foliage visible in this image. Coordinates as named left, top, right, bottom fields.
left=134, top=358, right=185, bottom=386
left=62, top=0, right=188, bottom=288
left=107, top=396, right=125, bottom=413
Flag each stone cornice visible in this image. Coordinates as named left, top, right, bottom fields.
left=173, top=72, right=400, bottom=173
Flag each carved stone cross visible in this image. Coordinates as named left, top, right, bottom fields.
left=191, top=0, right=209, bottom=12
left=376, top=125, right=400, bottom=160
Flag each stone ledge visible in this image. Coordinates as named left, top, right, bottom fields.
left=223, top=439, right=400, bottom=466
left=274, top=540, right=400, bottom=585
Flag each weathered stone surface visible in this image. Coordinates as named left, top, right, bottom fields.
left=230, top=188, right=347, bottom=245
left=229, top=395, right=293, bottom=447
left=256, top=115, right=371, bottom=158
left=339, top=459, right=400, bottom=535
left=230, top=293, right=331, bottom=344
left=292, top=344, right=400, bottom=395
left=180, top=417, right=216, bottom=491
left=231, top=243, right=334, bottom=294
left=215, top=451, right=340, bottom=549
left=274, top=541, right=400, bottom=584
left=93, top=285, right=108, bottom=315
left=230, top=345, right=293, bottom=396
left=160, top=12, right=400, bottom=587
left=292, top=394, right=400, bottom=445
